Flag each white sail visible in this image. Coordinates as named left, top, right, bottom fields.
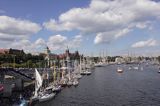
left=34, top=68, right=43, bottom=97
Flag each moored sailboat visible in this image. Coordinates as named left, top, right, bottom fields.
left=31, top=68, right=56, bottom=103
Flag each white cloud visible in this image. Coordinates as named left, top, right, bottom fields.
left=0, top=33, right=83, bottom=53
left=0, top=15, right=41, bottom=43
left=44, top=0, right=160, bottom=44
left=131, top=38, right=158, bottom=48
left=0, top=15, right=42, bottom=52
left=94, top=28, right=131, bottom=44
left=68, top=35, right=82, bottom=48
left=47, top=34, right=82, bottom=51
left=0, top=16, right=41, bottom=35
left=48, top=34, right=67, bottom=44
left=0, top=15, right=79, bottom=53
left=114, top=28, right=131, bottom=38
left=94, top=32, right=114, bottom=44
left=35, top=38, right=46, bottom=46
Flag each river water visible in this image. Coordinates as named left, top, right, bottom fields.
left=36, top=64, right=160, bottom=106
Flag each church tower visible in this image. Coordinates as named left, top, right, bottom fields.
left=45, top=46, right=51, bottom=67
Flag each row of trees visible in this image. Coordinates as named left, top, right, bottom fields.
left=0, top=53, right=45, bottom=68
left=1, top=52, right=160, bottom=68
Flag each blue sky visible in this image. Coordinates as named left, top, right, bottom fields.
left=0, top=0, right=160, bottom=56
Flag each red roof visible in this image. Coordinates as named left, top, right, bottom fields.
left=0, top=49, right=9, bottom=54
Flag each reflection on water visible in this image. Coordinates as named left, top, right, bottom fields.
left=37, top=64, right=160, bottom=106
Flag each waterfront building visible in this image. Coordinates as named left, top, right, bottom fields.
left=41, top=46, right=80, bottom=67
left=0, top=48, right=25, bottom=55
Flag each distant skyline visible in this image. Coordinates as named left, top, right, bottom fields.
left=0, top=0, right=160, bottom=56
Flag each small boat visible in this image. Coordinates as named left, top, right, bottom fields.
left=60, top=78, right=68, bottom=87
left=39, top=92, right=56, bottom=102
left=80, top=72, right=85, bottom=75
left=74, top=74, right=82, bottom=79
left=80, top=70, right=86, bottom=75
left=52, top=85, right=61, bottom=92
left=85, top=70, right=91, bottom=75
left=94, top=62, right=103, bottom=67
left=133, top=66, right=139, bottom=70
left=67, top=80, right=73, bottom=86
left=73, top=79, right=79, bottom=86
left=128, top=66, right=132, bottom=70
left=117, top=67, right=123, bottom=73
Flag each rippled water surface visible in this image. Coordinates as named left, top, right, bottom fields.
left=36, top=64, right=160, bottom=106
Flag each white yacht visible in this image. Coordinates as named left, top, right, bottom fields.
left=117, top=67, right=123, bottom=73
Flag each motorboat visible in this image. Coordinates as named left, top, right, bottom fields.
left=117, top=67, right=123, bottom=73
left=80, top=71, right=86, bottom=75
left=85, top=70, right=91, bottom=75
left=94, top=62, right=103, bottom=67
left=73, top=79, right=79, bottom=86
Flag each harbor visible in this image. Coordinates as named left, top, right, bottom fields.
left=0, top=47, right=96, bottom=105
left=36, top=63, right=160, bottom=106
left=0, top=50, right=160, bottom=106
left=1, top=0, right=160, bottom=105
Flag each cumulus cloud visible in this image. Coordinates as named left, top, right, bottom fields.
left=44, top=0, right=160, bottom=44
left=131, top=38, right=158, bottom=48
left=47, top=34, right=82, bottom=51
left=0, top=15, right=43, bottom=53
left=48, top=35, right=67, bottom=44
left=0, top=15, right=44, bottom=53
left=0, top=16, right=41, bottom=35
left=68, top=35, right=82, bottom=48
left=0, top=33, right=82, bottom=53
left=0, top=15, right=41, bottom=42
left=35, top=38, right=46, bottom=46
